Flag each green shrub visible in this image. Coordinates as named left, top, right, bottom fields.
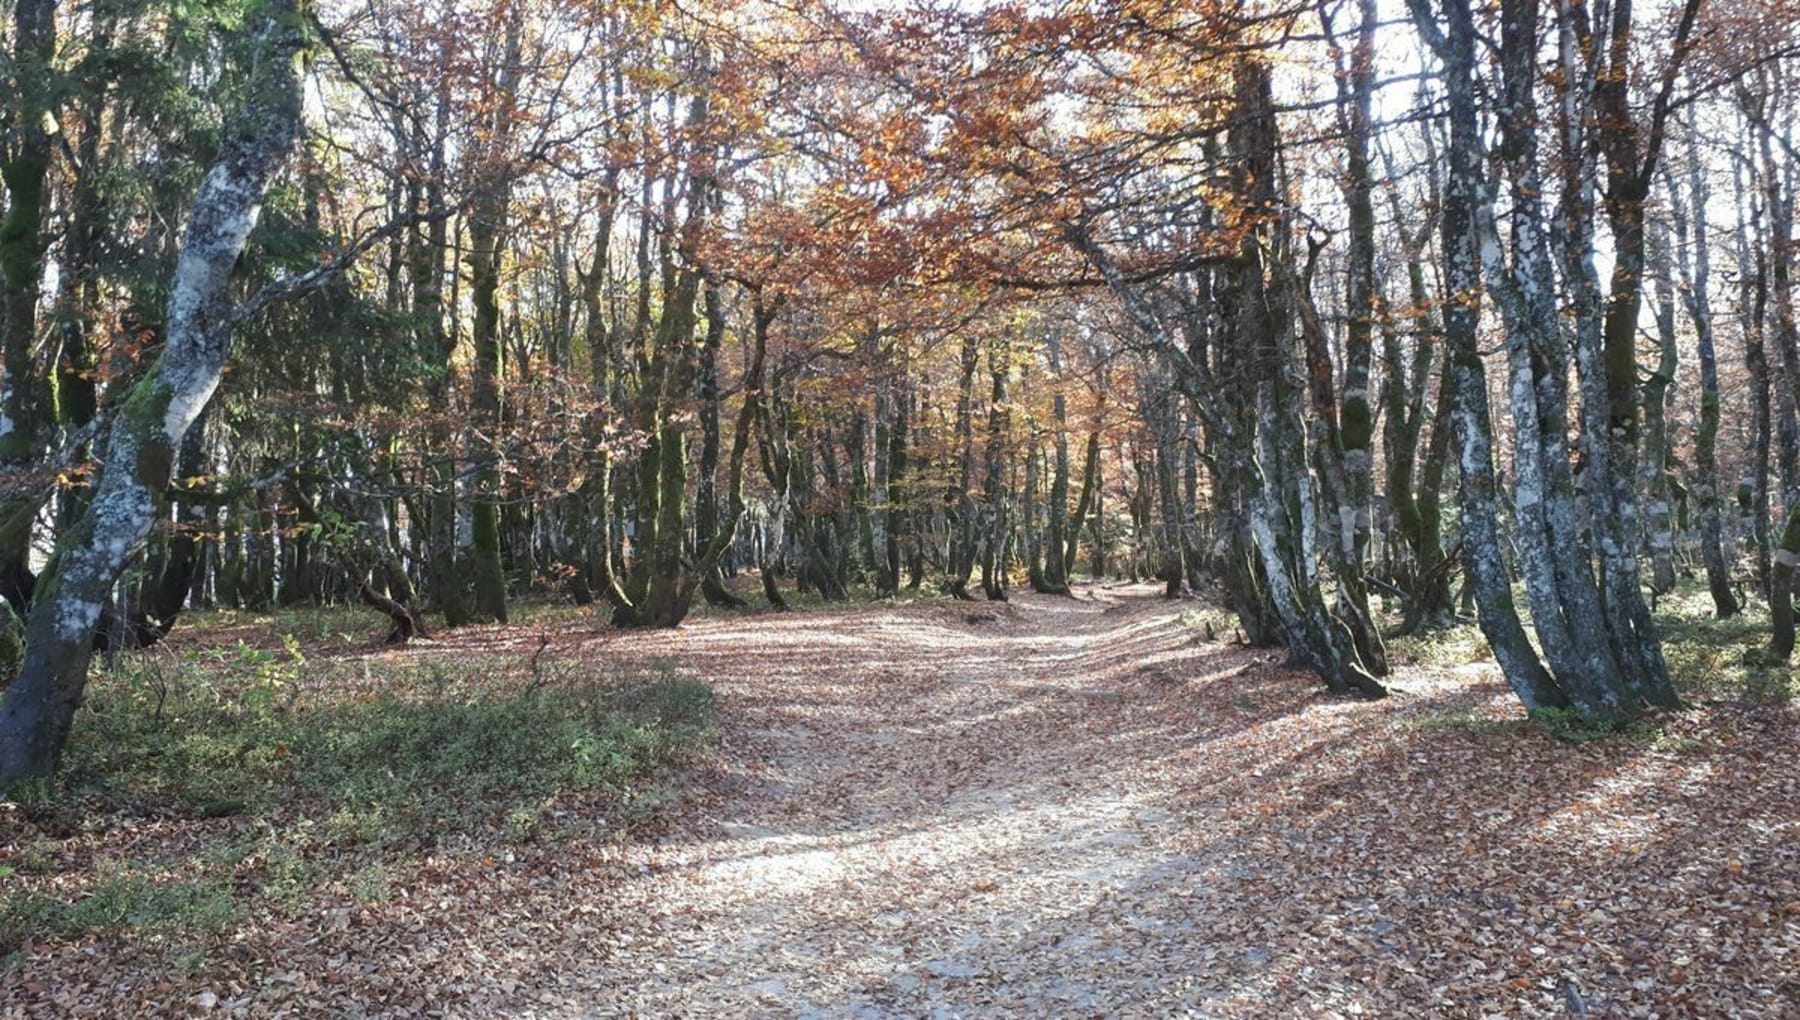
left=1525, top=706, right=1663, bottom=744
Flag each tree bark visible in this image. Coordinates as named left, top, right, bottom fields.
left=1680, top=173, right=1739, bottom=623
left=1410, top=0, right=1570, bottom=712
left=0, top=0, right=305, bottom=780
left=0, top=0, right=59, bottom=613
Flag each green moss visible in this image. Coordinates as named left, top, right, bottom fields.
left=1340, top=395, right=1375, bottom=453
left=1385, top=621, right=1491, bottom=669
left=1526, top=706, right=1662, bottom=743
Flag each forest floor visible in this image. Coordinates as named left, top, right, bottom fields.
left=3, top=582, right=1799, bottom=1016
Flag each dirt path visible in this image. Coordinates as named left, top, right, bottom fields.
left=456, top=585, right=1798, bottom=1019
left=523, top=585, right=1292, bottom=1016
left=9, top=583, right=1795, bottom=1016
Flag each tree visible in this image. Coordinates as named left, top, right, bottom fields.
left=0, top=0, right=307, bottom=780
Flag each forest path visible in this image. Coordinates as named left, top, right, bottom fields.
left=527, top=583, right=1298, bottom=1016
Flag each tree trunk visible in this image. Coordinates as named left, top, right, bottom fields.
left=0, top=0, right=58, bottom=613
left=946, top=335, right=980, bottom=599
left=1735, top=155, right=1774, bottom=598
left=0, top=0, right=304, bottom=781
left=1641, top=217, right=1680, bottom=595
left=1231, top=60, right=1382, bottom=697
left=1412, top=0, right=1569, bottom=712
left=980, top=344, right=1011, bottom=601
left=1582, top=0, right=1692, bottom=708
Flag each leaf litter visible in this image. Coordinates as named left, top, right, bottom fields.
left=3, top=583, right=1796, bottom=1017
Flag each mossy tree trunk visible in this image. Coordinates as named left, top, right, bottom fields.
left=1733, top=152, right=1774, bottom=598
left=1640, top=217, right=1680, bottom=595
left=0, top=0, right=304, bottom=781
left=1411, top=0, right=1570, bottom=713
left=1769, top=509, right=1800, bottom=661
left=1230, top=60, right=1382, bottom=698
left=1582, top=0, right=1698, bottom=709
left=1318, top=0, right=1387, bottom=671
left=409, top=34, right=472, bottom=628
left=696, top=275, right=747, bottom=609
left=0, top=0, right=59, bottom=614
left=608, top=89, right=718, bottom=629
left=461, top=6, right=525, bottom=626
left=1754, top=102, right=1800, bottom=653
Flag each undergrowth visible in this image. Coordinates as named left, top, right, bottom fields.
left=1, top=615, right=715, bottom=955
left=1653, top=583, right=1795, bottom=705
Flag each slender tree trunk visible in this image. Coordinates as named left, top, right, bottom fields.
left=980, top=344, right=1011, bottom=600
left=1641, top=217, right=1680, bottom=594
left=697, top=275, right=747, bottom=609
left=946, top=336, right=980, bottom=599
left=1062, top=430, right=1100, bottom=584
left=1769, top=508, right=1800, bottom=661
left=1023, top=439, right=1044, bottom=591
left=1037, top=331, right=1075, bottom=594
left=1736, top=155, right=1775, bottom=597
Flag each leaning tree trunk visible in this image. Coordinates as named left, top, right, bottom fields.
left=0, top=0, right=304, bottom=781
left=105, top=409, right=214, bottom=652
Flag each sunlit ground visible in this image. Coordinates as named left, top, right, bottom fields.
left=2, top=579, right=1795, bottom=1015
